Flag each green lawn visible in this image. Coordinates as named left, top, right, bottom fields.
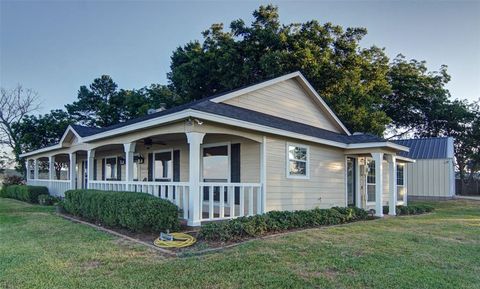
left=1, top=198, right=479, bottom=289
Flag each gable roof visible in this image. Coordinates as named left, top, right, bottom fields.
left=210, top=71, right=351, bottom=135
left=191, top=101, right=381, bottom=144
left=67, top=101, right=381, bottom=144
left=75, top=71, right=350, bottom=138
left=70, top=124, right=103, bottom=137
left=20, top=72, right=409, bottom=157
left=394, top=137, right=454, bottom=159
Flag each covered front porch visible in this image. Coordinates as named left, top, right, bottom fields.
left=26, top=131, right=266, bottom=226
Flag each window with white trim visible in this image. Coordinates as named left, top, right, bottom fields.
left=154, top=151, right=172, bottom=181
left=202, top=144, right=230, bottom=203
left=287, top=144, right=309, bottom=178
left=133, top=154, right=140, bottom=181
left=366, top=159, right=376, bottom=203
left=29, top=160, right=35, bottom=179
left=202, top=144, right=229, bottom=183
left=105, top=157, right=117, bottom=180
left=397, top=164, right=405, bottom=202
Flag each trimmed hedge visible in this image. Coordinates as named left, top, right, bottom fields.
left=0, top=185, right=49, bottom=204
left=63, top=189, right=180, bottom=232
left=199, top=206, right=369, bottom=242
left=383, top=204, right=434, bottom=215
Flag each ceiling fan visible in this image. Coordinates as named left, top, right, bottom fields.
left=141, top=137, right=166, bottom=149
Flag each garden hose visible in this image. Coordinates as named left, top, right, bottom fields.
left=153, top=233, right=196, bottom=248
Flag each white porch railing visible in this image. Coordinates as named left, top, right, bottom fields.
left=88, top=181, right=191, bottom=220
left=88, top=181, right=263, bottom=222
left=28, top=179, right=71, bottom=197
left=27, top=178, right=263, bottom=223
left=199, top=182, right=262, bottom=221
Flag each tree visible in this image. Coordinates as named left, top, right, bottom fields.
left=0, top=85, right=40, bottom=171
left=13, top=109, right=73, bottom=178
left=385, top=55, right=451, bottom=138
left=0, top=150, right=14, bottom=174
left=65, top=75, right=120, bottom=127
left=168, top=5, right=392, bottom=135
left=411, top=99, right=479, bottom=185
left=119, top=84, right=181, bottom=120
left=66, top=76, right=180, bottom=127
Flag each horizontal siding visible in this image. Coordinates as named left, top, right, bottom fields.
left=265, top=136, right=346, bottom=211
left=224, top=79, right=342, bottom=133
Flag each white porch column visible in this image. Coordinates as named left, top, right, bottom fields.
left=387, top=154, right=397, bottom=216
left=186, top=132, right=205, bottom=226
left=69, top=152, right=77, bottom=190
left=372, top=152, right=384, bottom=217
left=25, top=160, right=30, bottom=180
left=260, top=136, right=267, bottom=213
left=48, top=155, right=55, bottom=180
left=124, top=142, right=136, bottom=191
left=33, top=159, right=39, bottom=180
left=87, top=149, right=96, bottom=189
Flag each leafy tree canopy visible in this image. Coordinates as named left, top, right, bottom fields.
left=65, top=75, right=180, bottom=127
left=169, top=5, right=393, bottom=135
left=13, top=109, right=73, bottom=152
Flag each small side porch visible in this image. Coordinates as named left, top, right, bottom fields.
left=25, top=131, right=267, bottom=226
left=345, top=151, right=411, bottom=217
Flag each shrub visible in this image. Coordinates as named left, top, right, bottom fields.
left=38, top=194, right=60, bottom=206
left=1, top=185, right=49, bottom=204
left=63, top=189, right=180, bottom=232
left=199, top=206, right=369, bottom=242
left=384, top=204, right=434, bottom=216
left=2, top=175, right=24, bottom=187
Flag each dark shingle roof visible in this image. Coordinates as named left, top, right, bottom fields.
left=190, top=101, right=384, bottom=144
left=70, top=99, right=383, bottom=144
left=70, top=124, right=103, bottom=137
left=394, top=137, right=453, bottom=159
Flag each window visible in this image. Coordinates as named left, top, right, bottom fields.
left=133, top=154, right=140, bottom=181
left=105, top=157, right=117, bottom=180
left=202, top=144, right=230, bottom=203
left=287, top=144, right=309, bottom=178
left=154, top=151, right=172, bottom=181
left=397, top=164, right=405, bottom=203
left=366, top=159, right=376, bottom=203
left=346, top=158, right=356, bottom=206
left=202, top=145, right=229, bottom=182
left=29, top=160, right=34, bottom=179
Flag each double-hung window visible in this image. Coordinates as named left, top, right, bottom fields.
left=29, top=160, right=35, bottom=179
left=154, top=151, right=173, bottom=181
left=287, top=143, right=309, bottom=179
left=397, top=164, right=405, bottom=203
left=105, top=157, right=117, bottom=180
left=366, top=159, right=376, bottom=203
left=202, top=144, right=230, bottom=203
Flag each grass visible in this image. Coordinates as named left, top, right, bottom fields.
left=0, top=198, right=479, bottom=289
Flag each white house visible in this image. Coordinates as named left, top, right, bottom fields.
left=394, top=137, right=455, bottom=199
left=20, top=72, right=412, bottom=226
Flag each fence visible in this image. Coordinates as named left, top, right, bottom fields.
left=456, top=179, right=480, bottom=195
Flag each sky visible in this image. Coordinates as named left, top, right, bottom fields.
left=1, top=0, right=479, bottom=114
